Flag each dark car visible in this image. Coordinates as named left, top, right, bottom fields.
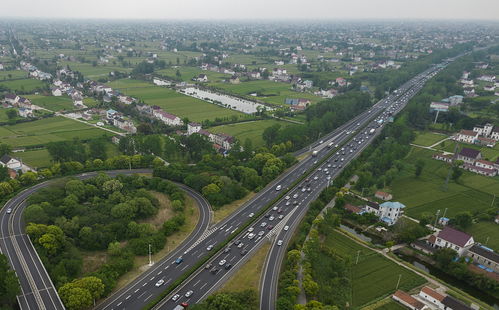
left=210, top=267, right=219, bottom=274
left=241, top=249, right=248, bottom=256
left=264, top=213, right=270, bottom=218
left=234, top=239, right=241, bottom=245
left=223, top=247, right=231, bottom=253
left=205, top=263, right=213, bottom=270
left=267, top=225, right=274, bottom=230
left=225, top=263, right=232, bottom=270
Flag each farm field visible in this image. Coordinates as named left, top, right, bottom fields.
left=156, top=66, right=230, bottom=83
left=25, top=95, right=75, bottom=111
left=317, top=230, right=426, bottom=308
left=208, top=119, right=292, bottom=147
left=466, top=222, right=499, bottom=251
left=59, top=61, right=130, bottom=78
left=0, top=70, right=29, bottom=80
left=110, top=82, right=244, bottom=122
left=0, top=116, right=112, bottom=148
left=0, top=78, right=46, bottom=92
left=210, top=80, right=323, bottom=106
left=388, top=147, right=499, bottom=219
left=412, top=131, right=448, bottom=147
left=14, top=149, right=52, bottom=168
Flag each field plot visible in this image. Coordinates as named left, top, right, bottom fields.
left=0, top=70, right=29, bottom=80
left=110, top=81, right=244, bottom=122
left=0, top=116, right=111, bottom=148
left=208, top=119, right=291, bottom=147
left=156, top=66, right=230, bottom=83
left=0, top=78, right=46, bottom=92
left=466, top=222, right=499, bottom=251
left=389, top=147, right=499, bottom=219
left=25, top=95, right=74, bottom=111
left=412, top=131, right=447, bottom=147
left=59, top=61, right=130, bottom=78
left=15, top=149, right=52, bottom=168
left=316, top=230, right=426, bottom=308
left=210, top=80, right=323, bottom=106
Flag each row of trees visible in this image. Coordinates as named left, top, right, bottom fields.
left=25, top=174, right=188, bottom=309
left=0, top=254, right=20, bottom=309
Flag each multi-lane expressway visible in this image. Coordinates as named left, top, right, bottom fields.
left=0, top=55, right=460, bottom=310
left=0, top=169, right=212, bottom=310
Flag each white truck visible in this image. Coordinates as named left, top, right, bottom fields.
left=369, top=128, right=375, bottom=135
left=312, top=150, right=318, bottom=157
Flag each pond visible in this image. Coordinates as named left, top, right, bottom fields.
left=181, top=87, right=271, bottom=114
left=340, top=224, right=372, bottom=242
left=396, top=252, right=499, bottom=309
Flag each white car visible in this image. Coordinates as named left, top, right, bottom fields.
left=284, top=225, right=289, bottom=231
left=285, top=195, right=290, bottom=200
left=155, top=279, right=165, bottom=287
left=237, top=243, right=244, bottom=248
left=219, top=259, right=226, bottom=266
left=185, top=290, right=193, bottom=298
left=285, top=201, right=290, bottom=206
left=273, top=206, right=278, bottom=211
left=313, top=176, right=318, bottom=180
left=172, top=294, right=180, bottom=301
left=261, top=222, right=267, bottom=227
left=6, top=208, right=12, bottom=214
left=207, top=245, right=214, bottom=251
left=248, top=233, right=255, bottom=239
left=248, top=212, right=254, bottom=217
left=277, top=240, right=283, bottom=246
left=275, top=185, right=282, bottom=191
left=278, top=215, right=284, bottom=220
left=248, top=227, right=254, bottom=232
left=293, top=193, right=298, bottom=199
left=269, top=216, right=275, bottom=221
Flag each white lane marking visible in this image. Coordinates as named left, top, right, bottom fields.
left=181, top=264, right=189, bottom=271
left=200, top=282, right=208, bottom=290
left=157, top=271, right=162, bottom=275
left=150, top=277, right=155, bottom=281
left=144, top=293, right=153, bottom=301
left=225, top=225, right=233, bottom=232
left=134, top=289, right=139, bottom=293
left=117, top=302, right=122, bottom=307
left=125, top=295, right=131, bottom=300
left=142, top=282, right=147, bottom=287
left=165, top=265, right=169, bottom=269
left=138, top=291, right=146, bottom=298
left=193, top=279, right=201, bottom=287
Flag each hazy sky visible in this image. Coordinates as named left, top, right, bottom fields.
left=2, top=0, right=499, bottom=20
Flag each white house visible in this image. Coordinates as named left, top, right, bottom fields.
left=430, top=226, right=474, bottom=256
left=196, top=74, right=208, bottom=83
left=0, top=155, right=22, bottom=170
left=4, top=94, right=19, bottom=105
left=187, top=122, right=202, bottom=136
left=153, top=109, right=183, bottom=127
left=455, top=130, right=478, bottom=144
left=52, top=88, right=63, bottom=96
left=419, top=286, right=445, bottom=309
left=378, top=201, right=405, bottom=226
left=18, top=108, right=34, bottom=118
left=473, top=123, right=494, bottom=137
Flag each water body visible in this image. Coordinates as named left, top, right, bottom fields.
left=340, top=224, right=372, bottom=242
left=396, top=253, right=499, bottom=309
left=181, top=87, right=271, bottom=114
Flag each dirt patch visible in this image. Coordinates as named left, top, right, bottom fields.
left=81, top=251, right=108, bottom=274
left=141, top=191, right=174, bottom=230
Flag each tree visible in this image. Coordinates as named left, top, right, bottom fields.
left=19, top=171, right=37, bottom=186
left=415, top=159, right=425, bottom=177
left=0, top=253, right=20, bottom=308
left=6, top=109, right=17, bottom=119
left=262, top=124, right=281, bottom=147
left=58, top=284, right=93, bottom=310
left=89, top=139, right=107, bottom=160
left=0, top=143, right=12, bottom=156
left=453, top=212, right=473, bottom=230
left=434, top=248, right=457, bottom=269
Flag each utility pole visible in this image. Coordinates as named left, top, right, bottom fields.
left=148, top=244, right=153, bottom=266
left=491, top=194, right=496, bottom=207
left=395, top=274, right=402, bottom=290
left=434, top=209, right=441, bottom=228
left=443, top=141, right=459, bottom=191
left=486, top=236, right=490, bottom=245
left=442, top=208, right=448, bottom=219
left=356, top=250, right=360, bottom=265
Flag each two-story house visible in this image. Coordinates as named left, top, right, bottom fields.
left=430, top=226, right=474, bottom=256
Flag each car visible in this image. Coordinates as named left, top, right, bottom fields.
left=269, top=216, right=275, bottom=221
left=264, top=213, right=270, bottom=218
left=284, top=225, right=289, bottom=231
left=248, top=233, right=255, bottom=239
left=241, top=249, right=248, bottom=256
left=277, top=240, right=283, bottom=246
left=307, top=188, right=311, bottom=192
left=319, top=140, right=324, bottom=144
left=278, top=214, right=284, bottom=220
left=172, top=294, right=181, bottom=301
left=272, top=206, right=278, bottom=211
left=258, top=231, right=265, bottom=236
left=219, top=259, right=226, bottom=266
left=327, top=176, right=331, bottom=180
left=318, top=167, right=322, bottom=171
left=305, top=178, right=310, bottom=183
left=248, top=212, right=254, bottom=217
left=350, top=150, right=353, bottom=153
left=210, top=267, right=220, bottom=274
left=261, top=222, right=267, bottom=227
left=205, top=263, right=213, bottom=269
left=341, top=158, right=344, bottom=161
left=155, top=279, right=165, bottom=287
left=285, top=195, right=290, bottom=200
left=327, top=164, right=331, bottom=168
left=325, top=171, right=329, bottom=175
left=277, top=208, right=283, bottom=213
left=293, top=193, right=298, bottom=199
left=223, top=247, right=231, bottom=253
left=313, top=176, right=318, bottom=180
left=275, top=185, right=281, bottom=191
left=335, top=144, right=339, bottom=148
left=225, top=263, right=232, bottom=270
left=248, top=227, right=254, bottom=232
left=206, top=245, right=214, bottom=251
left=237, top=243, right=244, bottom=248
left=293, top=200, right=298, bottom=205
left=285, top=201, right=290, bottom=206
left=267, top=225, right=274, bottom=230
left=313, top=160, right=318, bottom=164
left=324, top=168, right=328, bottom=172
left=6, top=208, right=12, bottom=214
left=185, top=290, right=193, bottom=298
left=301, top=187, right=306, bottom=192
left=175, top=257, right=183, bottom=264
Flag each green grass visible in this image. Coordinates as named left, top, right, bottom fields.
left=434, top=140, right=499, bottom=162
left=0, top=78, right=46, bottom=92
left=0, top=70, right=29, bottom=80
left=319, top=230, right=426, bottom=308
left=110, top=81, right=244, bottom=122
left=389, top=147, right=499, bottom=219
left=412, top=131, right=447, bottom=147
left=466, top=222, right=499, bottom=251
left=15, top=149, right=52, bottom=168
left=375, top=300, right=407, bottom=310
left=25, top=95, right=74, bottom=111
left=209, top=80, right=323, bottom=106
left=156, top=67, right=230, bottom=83
left=59, top=61, right=130, bottom=78
left=208, top=119, right=292, bottom=147
left=0, top=116, right=112, bottom=148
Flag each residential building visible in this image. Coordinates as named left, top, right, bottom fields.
left=419, top=286, right=445, bottom=309
left=441, top=296, right=473, bottom=310
left=456, top=148, right=481, bottom=164
left=430, top=102, right=450, bottom=112
left=466, top=244, right=499, bottom=273
left=392, top=290, right=426, bottom=310
left=18, top=108, right=34, bottom=118
left=51, top=88, right=63, bottom=96
left=229, top=75, right=240, bottom=84
left=153, top=109, right=183, bottom=127
left=378, top=201, right=405, bottom=225
left=455, top=130, right=478, bottom=144
left=187, top=122, right=202, bottom=135
left=4, top=94, right=19, bottom=105
left=430, top=226, right=474, bottom=256
left=375, top=191, right=392, bottom=201
left=432, top=153, right=453, bottom=163
left=197, top=74, right=208, bottom=82
left=344, top=203, right=363, bottom=214
left=106, top=109, right=119, bottom=120
left=0, top=155, right=22, bottom=170
left=473, top=123, right=494, bottom=137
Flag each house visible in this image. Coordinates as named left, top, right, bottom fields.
left=106, top=109, right=119, bottom=120
left=438, top=217, right=450, bottom=226
left=466, top=244, right=499, bottom=273
left=378, top=201, right=405, bottom=225
left=336, top=77, right=347, bottom=87
left=249, top=71, right=261, bottom=79
left=477, top=75, right=496, bottom=83
left=411, top=240, right=438, bottom=255
left=419, top=286, right=445, bottom=309
left=441, top=296, right=473, bottom=310
left=456, top=148, right=481, bottom=164
left=187, top=122, right=202, bottom=136
left=18, top=108, right=34, bottom=118
left=447, top=95, right=464, bottom=105
left=430, top=226, right=474, bottom=256
left=455, top=130, right=478, bottom=144
left=474, top=159, right=496, bottom=171
left=0, top=63, right=3, bottom=70
left=51, top=88, right=63, bottom=96
left=17, top=97, right=32, bottom=109
left=432, top=153, right=453, bottom=163
left=392, top=290, right=426, bottom=310
left=0, top=155, right=22, bottom=170
left=491, top=127, right=499, bottom=141
left=196, top=74, right=208, bottom=83
left=4, top=94, right=19, bottom=105
left=484, top=85, right=495, bottom=92
left=472, top=123, right=494, bottom=137
left=375, top=191, right=392, bottom=201
left=476, top=137, right=496, bottom=148
left=113, top=118, right=137, bottom=134
left=119, top=96, right=135, bottom=105
left=153, top=109, right=183, bottom=126
left=229, top=75, right=240, bottom=84
left=364, top=201, right=380, bottom=214
left=344, top=203, right=363, bottom=214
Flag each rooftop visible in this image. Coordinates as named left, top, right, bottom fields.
left=437, top=226, right=473, bottom=247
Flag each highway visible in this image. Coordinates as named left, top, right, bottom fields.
left=0, top=169, right=212, bottom=310
left=147, top=60, right=452, bottom=310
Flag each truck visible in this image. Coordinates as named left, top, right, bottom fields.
left=327, top=142, right=334, bottom=148
left=173, top=303, right=189, bottom=310
left=312, top=150, right=318, bottom=157
left=369, top=128, right=375, bottom=135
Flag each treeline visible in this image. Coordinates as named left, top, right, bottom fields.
left=0, top=253, right=20, bottom=309
left=263, top=92, right=372, bottom=150
left=25, top=174, right=188, bottom=309
left=190, top=289, right=258, bottom=310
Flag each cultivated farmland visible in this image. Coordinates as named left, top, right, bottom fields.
left=25, top=95, right=75, bottom=111
left=0, top=78, right=46, bottom=92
